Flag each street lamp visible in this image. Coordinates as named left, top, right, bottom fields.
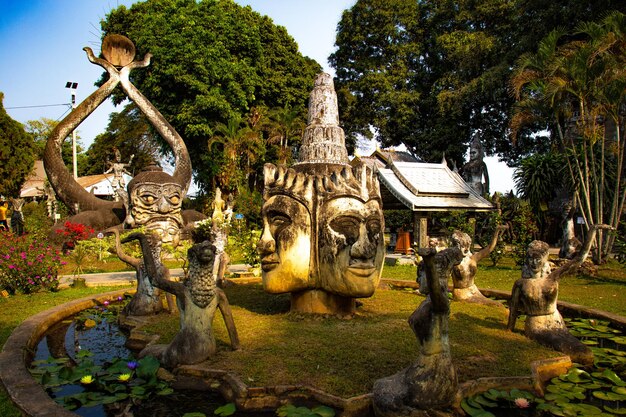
left=65, top=81, right=78, bottom=179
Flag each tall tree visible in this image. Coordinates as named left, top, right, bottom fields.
left=330, top=0, right=626, bottom=166
left=0, top=93, right=37, bottom=197
left=83, top=103, right=160, bottom=176
left=100, top=0, right=321, bottom=194
left=24, top=118, right=87, bottom=174
left=511, top=12, right=626, bottom=261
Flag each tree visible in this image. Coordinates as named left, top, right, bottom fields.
left=83, top=103, right=161, bottom=176
left=330, top=0, right=626, bottom=166
left=100, top=0, right=321, bottom=194
left=263, top=104, right=306, bottom=165
left=511, top=12, right=626, bottom=262
left=0, top=93, right=37, bottom=197
left=24, top=118, right=88, bottom=174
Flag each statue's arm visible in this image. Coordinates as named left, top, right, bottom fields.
left=217, top=288, right=240, bottom=350
left=507, top=284, right=521, bottom=331
left=549, top=224, right=612, bottom=282
left=105, top=228, right=139, bottom=268
left=473, top=225, right=507, bottom=263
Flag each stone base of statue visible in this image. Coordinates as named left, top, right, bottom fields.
left=373, top=355, right=457, bottom=417
left=290, top=290, right=356, bottom=315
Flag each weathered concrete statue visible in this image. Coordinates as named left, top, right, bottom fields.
left=43, top=34, right=199, bottom=232
left=10, top=198, right=25, bottom=236
left=450, top=226, right=507, bottom=306
left=507, top=225, right=611, bottom=366
left=373, top=247, right=463, bottom=417
left=104, top=147, right=134, bottom=194
left=460, top=134, right=489, bottom=196
left=258, top=73, right=385, bottom=315
left=128, top=232, right=240, bottom=368
left=107, top=228, right=170, bottom=316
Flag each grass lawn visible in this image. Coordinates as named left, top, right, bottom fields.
left=1, top=254, right=624, bottom=415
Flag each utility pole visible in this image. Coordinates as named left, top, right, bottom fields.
left=65, top=81, right=78, bottom=179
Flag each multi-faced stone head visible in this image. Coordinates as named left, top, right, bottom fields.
left=125, top=165, right=184, bottom=246
left=258, top=164, right=313, bottom=294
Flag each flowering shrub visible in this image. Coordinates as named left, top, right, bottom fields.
left=56, top=221, right=95, bottom=252
left=0, top=230, right=66, bottom=294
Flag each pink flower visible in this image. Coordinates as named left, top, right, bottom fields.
left=8, top=264, right=15, bottom=269
left=514, top=398, right=530, bottom=409
left=103, top=300, right=110, bottom=306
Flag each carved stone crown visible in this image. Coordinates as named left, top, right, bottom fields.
left=295, top=73, right=350, bottom=167
left=264, top=162, right=381, bottom=206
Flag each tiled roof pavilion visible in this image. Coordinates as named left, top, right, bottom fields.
left=352, top=149, right=495, bottom=248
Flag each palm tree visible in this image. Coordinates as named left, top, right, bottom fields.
left=208, top=114, right=265, bottom=192
left=264, top=104, right=306, bottom=165
left=510, top=12, right=626, bottom=262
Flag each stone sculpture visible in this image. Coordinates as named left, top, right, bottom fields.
left=507, top=224, right=611, bottom=366
left=460, top=134, right=489, bottom=196
left=10, top=198, right=25, bottom=236
left=373, top=247, right=463, bottom=417
left=258, top=73, right=385, bottom=315
left=43, top=34, right=198, bottom=232
left=104, top=147, right=134, bottom=195
left=450, top=226, right=507, bottom=306
left=107, top=228, right=170, bottom=316
left=127, top=232, right=240, bottom=368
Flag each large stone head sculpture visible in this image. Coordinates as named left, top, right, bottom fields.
left=259, top=73, right=385, bottom=313
left=125, top=165, right=184, bottom=245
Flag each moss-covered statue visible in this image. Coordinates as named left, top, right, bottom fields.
left=258, top=73, right=385, bottom=315
left=127, top=232, right=240, bottom=368
left=507, top=224, right=611, bottom=366
left=373, top=247, right=463, bottom=417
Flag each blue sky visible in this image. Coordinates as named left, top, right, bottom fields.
left=0, top=0, right=515, bottom=193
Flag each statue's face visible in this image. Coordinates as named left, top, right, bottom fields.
left=318, top=197, right=384, bottom=297
left=525, top=251, right=549, bottom=276
left=129, top=182, right=183, bottom=245
left=257, top=195, right=312, bottom=293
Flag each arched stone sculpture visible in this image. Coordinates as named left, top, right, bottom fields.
left=507, top=224, right=611, bottom=366
left=43, top=34, right=195, bottom=232
left=258, top=73, right=385, bottom=315
left=373, top=247, right=463, bottom=417
left=126, top=232, right=240, bottom=368
left=460, top=134, right=489, bottom=196
left=450, top=226, right=507, bottom=306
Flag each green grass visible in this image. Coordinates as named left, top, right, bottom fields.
left=1, top=254, right=625, bottom=414
left=143, top=283, right=558, bottom=398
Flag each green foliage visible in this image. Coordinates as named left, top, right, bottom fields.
left=83, top=103, right=159, bottom=176
left=435, top=210, right=475, bottom=236
left=331, top=0, right=626, bottom=164
left=101, top=0, right=321, bottom=193
left=0, top=93, right=36, bottom=198
left=383, top=210, right=412, bottom=232
left=510, top=201, right=538, bottom=266
left=277, top=404, right=335, bottom=417
left=233, top=188, right=263, bottom=228
left=213, top=402, right=236, bottom=416
left=0, top=231, right=64, bottom=294
left=229, top=218, right=260, bottom=267
left=22, top=201, right=53, bottom=241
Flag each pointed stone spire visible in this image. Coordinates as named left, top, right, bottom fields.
left=295, top=73, right=350, bottom=167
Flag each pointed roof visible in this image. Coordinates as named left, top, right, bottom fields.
left=359, top=151, right=494, bottom=212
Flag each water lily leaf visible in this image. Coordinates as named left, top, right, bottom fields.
left=183, top=413, right=207, bottom=417
left=537, top=402, right=566, bottom=416
left=157, top=387, right=174, bottom=396
left=566, top=368, right=591, bottom=383
left=473, top=395, right=498, bottom=407
left=311, top=405, right=336, bottom=417
left=604, top=405, right=626, bottom=415
left=461, top=398, right=486, bottom=416
left=483, top=389, right=501, bottom=401
left=545, top=393, right=570, bottom=402
left=600, top=369, right=626, bottom=386
left=593, top=390, right=626, bottom=401
left=610, top=336, right=626, bottom=345
left=613, top=386, right=626, bottom=395
left=583, top=340, right=599, bottom=345
left=214, top=402, right=237, bottom=416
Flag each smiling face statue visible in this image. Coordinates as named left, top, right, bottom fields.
left=125, top=166, right=184, bottom=246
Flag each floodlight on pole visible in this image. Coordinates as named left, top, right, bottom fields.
left=65, top=82, right=78, bottom=179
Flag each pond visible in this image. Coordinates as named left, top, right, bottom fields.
left=30, top=301, right=274, bottom=417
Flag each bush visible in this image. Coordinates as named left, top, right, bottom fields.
left=0, top=231, right=65, bottom=294
left=55, top=221, right=95, bottom=252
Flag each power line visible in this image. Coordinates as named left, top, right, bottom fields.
left=6, top=103, right=70, bottom=110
